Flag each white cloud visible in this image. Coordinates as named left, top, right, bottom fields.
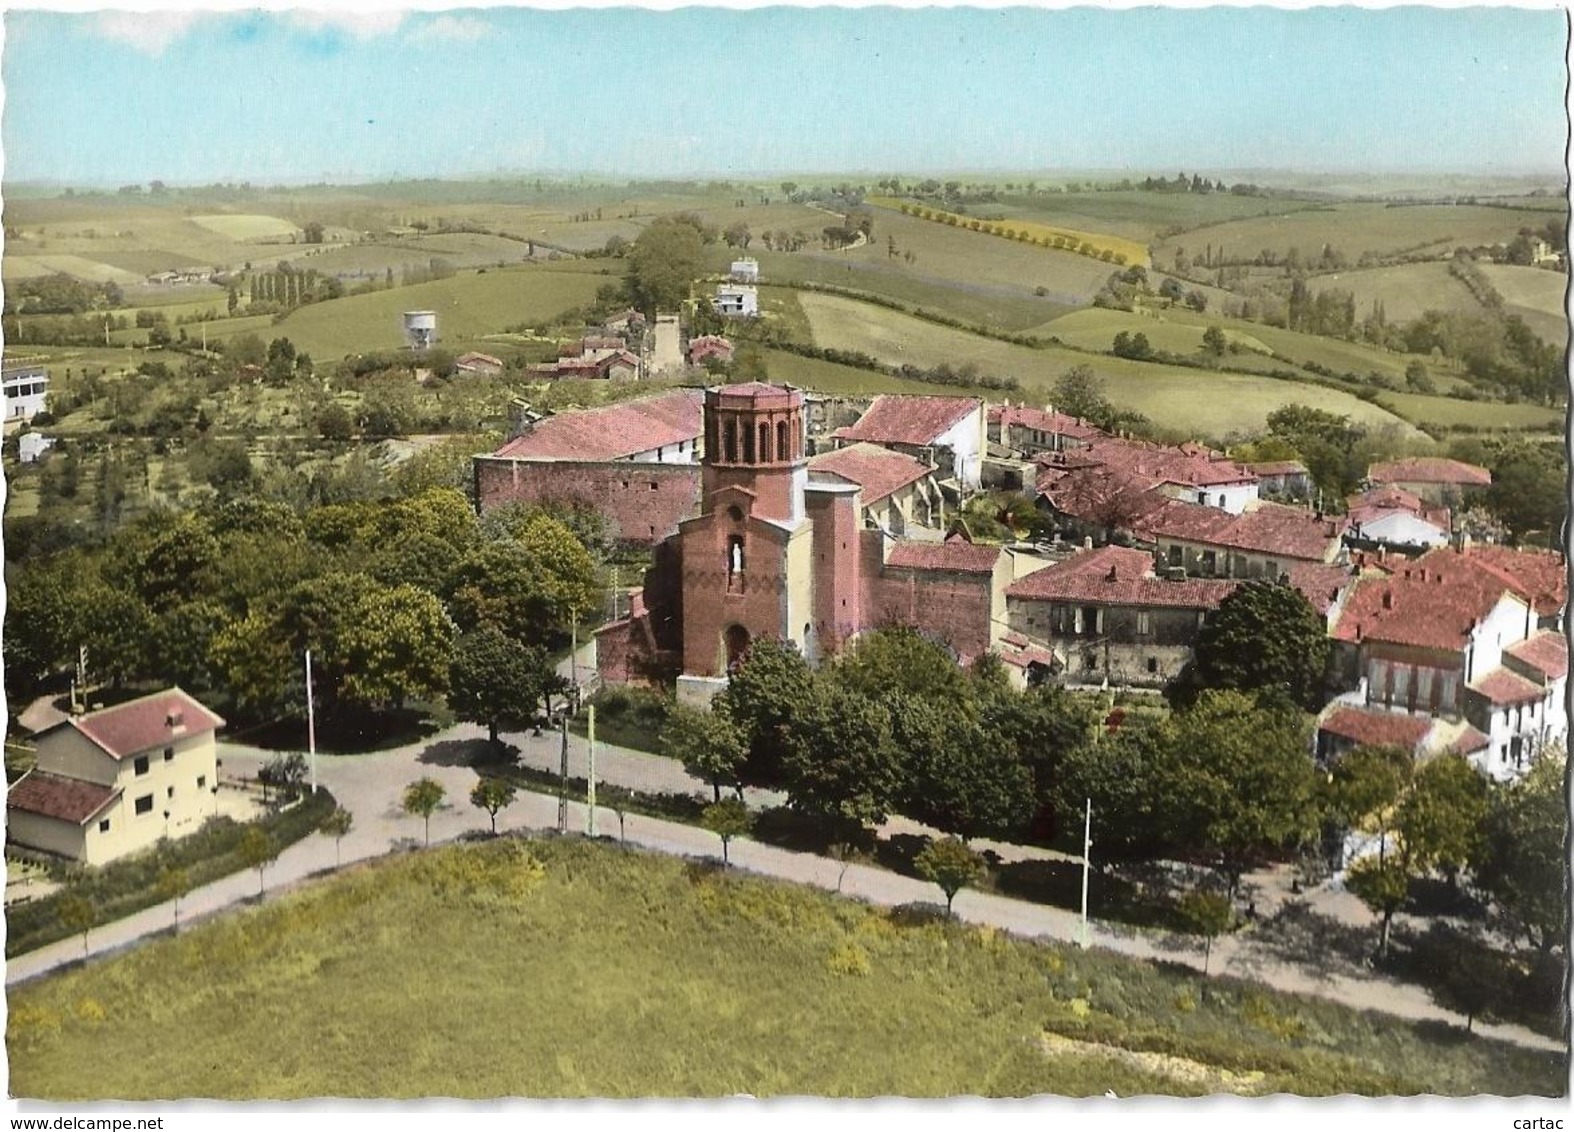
left=410, top=14, right=491, bottom=43
left=92, top=10, right=204, bottom=56
left=286, top=10, right=407, bottom=40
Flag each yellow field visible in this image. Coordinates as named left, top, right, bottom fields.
left=866, top=196, right=1150, bottom=268
left=5, top=254, right=144, bottom=285
left=188, top=214, right=301, bottom=241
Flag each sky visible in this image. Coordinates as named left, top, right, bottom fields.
left=1, top=5, right=1568, bottom=185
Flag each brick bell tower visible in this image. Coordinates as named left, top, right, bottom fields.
left=701, top=382, right=808, bottom=521
left=674, top=383, right=814, bottom=684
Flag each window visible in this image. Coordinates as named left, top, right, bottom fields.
left=134, top=755, right=150, bottom=776
left=197, top=775, right=206, bottom=790
left=724, top=420, right=737, bottom=462
left=728, top=504, right=744, bottom=522
left=758, top=422, right=771, bottom=462
left=1265, top=561, right=1278, bottom=580
left=1200, top=550, right=1217, bottom=574
left=167, top=785, right=175, bottom=799
left=1216, top=494, right=1225, bottom=508
left=1146, top=657, right=1159, bottom=674
left=777, top=421, right=789, bottom=460
left=743, top=422, right=756, bottom=463
left=1167, top=545, right=1182, bottom=568
left=98, top=819, right=111, bottom=833
left=164, top=746, right=174, bottom=761
left=1083, top=652, right=1098, bottom=672
left=650, top=481, right=659, bottom=491
left=135, top=794, right=154, bottom=815
left=1136, top=610, right=1151, bottom=636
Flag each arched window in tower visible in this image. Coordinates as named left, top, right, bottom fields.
left=776, top=420, right=789, bottom=462
left=742, top=419, right=756, bottom=463
left=758, top=421, right=771, bottom=463
left=723, top=417, right=737, bottom=463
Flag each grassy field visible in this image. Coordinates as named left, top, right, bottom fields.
left=1307, top=261, right=1482, bottom=325
left=7, top=837, right=1561, bottom=1099
left=188, top=213, right=301, bottom=241
left=1153, top=202, right=1563, bottom=264
left=1375, top=392, right=1567, bottom=433
left=1479, top=264, right=1569, bottom=346
left=990, top=190, right=1317, bottom=242
left=868, top=195, right=1150, bottom=266
left=797, top=291, right=1423, bottom=440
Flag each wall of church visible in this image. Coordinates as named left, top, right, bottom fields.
left=474, top=458, right=700, bottom=545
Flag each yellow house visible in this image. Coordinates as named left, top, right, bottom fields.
left=7, top=688, right=224, bottom=866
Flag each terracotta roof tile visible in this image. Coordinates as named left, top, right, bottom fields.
left=1468, top=667, right=1547, bottom=707
left=6, top=771, right=120, bottom=824
left=1281, top=562, right=1356, bottom=615
left=1006, top=544, right=1240, bottom=609
left=1451, top=545, right=1567, bottom=616
left=1245, top=460, right=1309, bottom=478
left=808, top=443, right=933, bottom=506
left=1369, top=457, right=1492, bottom=487
left=1139, top=500, right=1347, bottom=562
left=44, top=688, right=225, bottom=761
left=1319, top=707, right=1431, bottom=750
left=990, top=404, right=1105, bottom=442
left=1446, top=725, right=1492, bottom=755
left=835, top=394, right=980, bottom=447
left=1505, top=631, right=1568, bottom=681
left=1331, top=556, right=1531, bottom=651
left=886, top=535, right=1001, bottom=574
left=492, top=389, right=703, bottom=462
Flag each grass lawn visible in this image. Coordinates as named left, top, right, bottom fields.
left=7, top=837, right=1562, bottom=1099
left=1376, top=392, right=1568, bottom=433
left=796, top=291, right=1423, bottom=440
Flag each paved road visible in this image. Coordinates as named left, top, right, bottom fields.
left=6, top=722, right=1564, bottom=1055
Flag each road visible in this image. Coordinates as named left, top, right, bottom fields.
left=5, top=719, right=1564, bottom=1055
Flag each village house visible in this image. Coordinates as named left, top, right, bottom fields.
left=1139, top=498, right=1349, bottom=580
left=687, top=335, right=734, bottom=368
left=2, top=361, right=49, bottom=422
left=1343, top=485, right=1452, bottom=553
left=453, top=351, right=505, bottom=376
left=807, top=442, right=946, bottom=536
left=832, top=393, right=987, bottom=492
left=7, top=689, right=225, bottom=865
left=18, top=431, right=56, bottom=464
left=713, top=284, right=759, bottom=318
left=729, top=258, right=760, bottom=283
left=1245, top=460, right=1313, bottom=501
left=986, top=403, right=1105, bottom=457
left=1318, top=544, right=1568, bottom=780
left=1367, top=456, right=1492, bottom=505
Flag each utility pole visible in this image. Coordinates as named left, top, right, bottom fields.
left=586, top=705, right=597, bottom=838
left=305, top=649, right=318, bottom=794
left=557, top=716, right=569, bottom=833
left=1079, top=797, right=1093, bottom=949
left=570, top=611, right=578, bottom=696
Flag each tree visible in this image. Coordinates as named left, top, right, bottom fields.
left=1412, top=923, right=1509, bottom=1033
left=319, top=806, right=353, bottom=867
left=833, top=626, right=968, bottom=703
left=1169, top=580, right=1330, bottom=712
left=1486, top=442, right=1567, bottom=546
left=469, top=777, right=517, bottom=834
left=156, top=865, right=191, bottom=930
left=1202, top=325, right=1228, bottom=356
left=1344, top=852, right=1413, bottom=959
left=628, top=215, right=706, bottom=311
left=59, top=893, right=96, bottom=958
left=715, top=636, right=815, bottom=789
left=303, top=221, right=325, bottom=244
left=1396, top=754, right=1488, bottom=886
left=662, top=701, right=747, bottom=802
left=782, top=684, right=904, bottom=828
left=1053, top=365, right=1111, bottom=421
left=238, top=826, right=279, bottom=896
left=1475, top=750, right=1567, bottom=955
left=338, top=584, right=456, bottom=710
left=403, top=777, right=446, bottom=846
left=1326, top=744, right=1413, bottom=864
left=723, top=222, right=752, bottom=249
left=317, top=402, right=354, bottom=441
left=448, top=626, right=553, bottom=748
left=600, top=783, right=634, bottom=845
left=914, top=836, right=985, bottom=915
left=701, top=798, right=753, bottom=865
left=896, top=698, right=1033, bottom=843
left=258, top=752, right=307, bottom=804
left=1176, top=886, right=1234, bottom=976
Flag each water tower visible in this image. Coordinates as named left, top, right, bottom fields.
left=403, top=310, right=437, bottom=351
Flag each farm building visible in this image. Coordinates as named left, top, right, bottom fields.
left=987, top=403, right=1104, bottom=457
left=7, top=689, right=225, bottom=866
left=688, top=335, right=734, bottom=367
left=454, top=352, right=505, bottom=375
left=713, top=284, right=759, bottom=318
left=1367, top=457, right=1492, bottom=504
left=2, top=362, right=49, bottom=422
left=18, top=432, right=56, bottom=464
left=730, top=258, right=760, bottom=283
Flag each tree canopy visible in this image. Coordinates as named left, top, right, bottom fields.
left=1169, top=580, right=1330, bottom=711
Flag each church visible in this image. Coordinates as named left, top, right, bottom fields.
left=595, top=382, right=1018, bottom=702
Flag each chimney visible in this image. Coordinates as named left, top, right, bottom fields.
left=1106, top=566, right=1119, bottom=582
left=1083, top=536, right=1093, bottom=550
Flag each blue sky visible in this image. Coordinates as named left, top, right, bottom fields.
left=2, top=6, right=1568, bottom=184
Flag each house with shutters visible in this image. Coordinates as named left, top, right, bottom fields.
left=832, top=394, right=987, bottom=492
left=7, top=689, right=225, bottom=865
left=1317, top=544, right=1567, bottom=780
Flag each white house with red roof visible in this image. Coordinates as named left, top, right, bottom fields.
left=8, top=688, right=225, bottom=865
left=1319, top=544, right=1568, bottom=779
left=1367, top=457, right=1492, bottom=505
left=833, top=394, right=987, bottom=491
left=1344, top=485, right=1452, bottom=552
left=987, top=402, right=1105, bottom=457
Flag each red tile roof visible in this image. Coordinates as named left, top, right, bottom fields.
left=1139, top=500, right=1347, bottom=562
left=44, top=688, right=225, bottom=761
left=1468, top=666, right=1547, bottom=707
left=1331, top=556, right=1531, bottom=651
left=809, top=443, right=933, bottom=506
left=886, top=534, right=1001, bottom=575
left=492, top=389, right=703, bottom=462
left=1281, top=562, right=1356, bottom=616
left=1346, top=486, right=1451, bottom=531
left=1319, top=707, right=1430, bottom=751
left=6, top=771, right=120, bottom=824
left=454, top=351, right=503, bottom=370
left=1006, top=544, right=1241, bottom=609
left=1076, top=437, right=1259, bottom=490
left=1369, top=457, right=1492, bottom=488
left=989, top=404, right=1105, bottom=442
left=1447, top=726, right=1491, bottom=755
left=834, top=395, right=980, bottom=447
left=1447, top=545, right=1567, bottom=616
left=1505, top=631, right=1569, bottom=681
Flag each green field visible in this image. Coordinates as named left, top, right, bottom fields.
left=188, top=213, right=301, bottom=241
left=1308, top=262, right=1481, bottom=325
left=7, top=837, right=1560, bottom=1099
left=796, top=291, right=1423, bottom=440
left=1153, top=202, right=1562, bottom=264
left=1479, top=264, right=1569, bottom=346
left=1376, top=392, right=1568, bottom=432
left=990, top=190, right=1317, bottom=243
